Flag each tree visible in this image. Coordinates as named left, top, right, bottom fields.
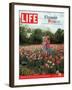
left=30, top=29, right=43, bottom=44
left=61, top=29, right=64, bottom=43
left=54, top=28, right=64, bottom=44
left=19, top=26, right=27, bottom=44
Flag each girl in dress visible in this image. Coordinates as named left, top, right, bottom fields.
left=42, top=36, right=54, bottom=56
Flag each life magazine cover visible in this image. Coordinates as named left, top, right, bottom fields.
left=19, top=11, right=64, bottom=79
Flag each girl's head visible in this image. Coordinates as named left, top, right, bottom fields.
left=46, top=36, right=50, bottom=40
left=43, top=36, right=50, bottom=41
left=43, top=36, right=50, bottom=43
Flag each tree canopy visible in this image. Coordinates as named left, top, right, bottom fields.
left=19, top=26, right=64, bottom=45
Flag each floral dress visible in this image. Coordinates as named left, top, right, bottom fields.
left=42, top=41, right=55, bottom=56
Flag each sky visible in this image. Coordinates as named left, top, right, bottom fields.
left=20, top=11, right=64, bottom=33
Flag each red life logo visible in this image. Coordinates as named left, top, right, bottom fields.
left=21, top=13, right=38, bottom=24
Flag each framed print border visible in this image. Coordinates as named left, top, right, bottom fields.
left=9, top=2, right=70, bottom=87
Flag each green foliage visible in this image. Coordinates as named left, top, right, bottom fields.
left=20, top=56, right=29, bottom=66
left=30, top=29, right=43, bottom=44
left=20, top=67, right=32, bottom=75
left=26, top=28, right=32, bottom=33
left=19, top=26, right=64, bottom=44
left=54, top=28, right=64, bottom=44
left=19, top=26, right=27, bottom=44
left=59, top=60, right=64, bottom=73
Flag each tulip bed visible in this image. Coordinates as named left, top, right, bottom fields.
left=19, top=44, right=64, bottom=78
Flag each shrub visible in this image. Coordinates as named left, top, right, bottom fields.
left=20, top=67, right=32, bottom=75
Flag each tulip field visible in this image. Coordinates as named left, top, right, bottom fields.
left=19, top=44, right=64, bottom=79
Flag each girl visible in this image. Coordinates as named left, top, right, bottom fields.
left=42, top=36, right=54, bottom=56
